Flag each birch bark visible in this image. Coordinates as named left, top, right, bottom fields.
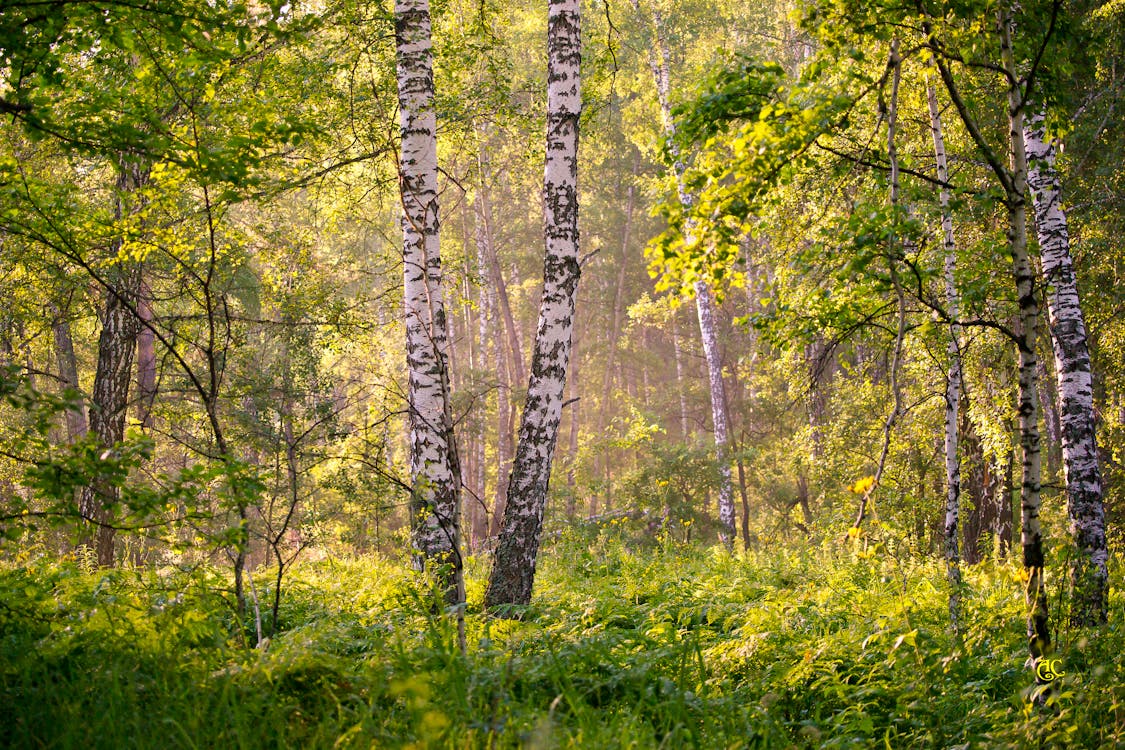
left=927, top=80, right=964, bottom=629
left=930, top=4, right=1049, bottom=676
left=636, top=0, right=736, bottom=546
left=1024, top=108, right=1109, bottom=625
left=485, top=0, right=581, bottom=609
left=999, top=10, right=1050, bottom=672
left=395, top=0, right=463, bottom=603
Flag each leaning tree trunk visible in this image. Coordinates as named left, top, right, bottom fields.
left=1024, top=108, right=1109, bottom=626
left=395, top=0, right=463, bottom=605
left=78, top=159, right=148, bottom=567
left=473, top=140, right=521, bottom=540
left=636, top=0, right=736, bottom=546
left=485, top=0, right=581, bottom=610
left=927, top=79, right=964, bottom=630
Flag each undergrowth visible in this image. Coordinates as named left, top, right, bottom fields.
left=2, top=532, right=1123, bottom=748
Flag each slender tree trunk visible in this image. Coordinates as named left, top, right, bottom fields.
left=694, top=287, right=735, bottom=545
left=50, top=302, right=88, bottom=443
left=471, top=206, right=491, bottom=551
left=485, top=0, right=581, bottom=609
left=1024, top=108, right=1109, bottom=625
left=927, top=79, right=964, bottom=630
left=395, top=0, right=463, bottom=605
left=477, top=147, right=516, bottom=541
left=637, top=0, right=736, bottom=546
left=671, top=313, right=689, bottom=440
left=565, top=348, right=580, bottom=517
left=78, top=159, right=148, bottom=567
left=999, top=10, right=1050, bottom=674
left=135, top=280, right=157, bottom=430
left=931, top=5, right=1049, bottom=678
left=51, top=302, right=89, bottom=521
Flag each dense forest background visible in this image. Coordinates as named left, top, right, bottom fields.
left=1, top=0, right=1123, bottom=746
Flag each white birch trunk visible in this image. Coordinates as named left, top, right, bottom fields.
left=694, top=284, right=736, bottom=544
left=927, top=80, right=964, bottom=629
left=1024, top=108, right=1109, bottom=625
left=395, top=0, right=462, bottom=602
left=931, top=7, right=1049, bottom=674
left=1000, top=10, right=1050, bottom=672
left=485, top=0, right=581, bottom=609
left=636, top=0, right=736, bottom=546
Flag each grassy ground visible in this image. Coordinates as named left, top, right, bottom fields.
left=2, top=531, right=1123, bottom=748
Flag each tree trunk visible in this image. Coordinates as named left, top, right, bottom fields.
left=1024, top=108, right=1109, bottom=626
left=135, top=279, right=157, bottom=430
left=395, top=0, right=463, bottom=605
left=485, top=0, right=581, bottom=610
left=477, top=144, right=516, bottom=542
left=565, top=348, right=579, bottom=517
left=927, top=79, right=963, bottom=629
left=636, top=0, right=736, bottom=546
left=671, top=312, right=690, bottom=441
left=78, top=159, right=148, bottom=567
left=931, top=5, right=1049, bottom=679
left=1000, top=10, right=1050, bottom=674
left=50, top=302, right=88, bottom=444
left=694, top=286, right=736, bottom=546
left=470, top=202, right=491, bottom=551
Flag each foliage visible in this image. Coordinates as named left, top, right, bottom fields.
left=2, top=533, right=1123, bottom=748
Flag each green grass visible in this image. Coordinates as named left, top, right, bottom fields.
left=2, top=532, right=1123, bottom=748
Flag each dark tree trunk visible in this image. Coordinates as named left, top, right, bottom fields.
left=78, top=160, right=149, bottom=568
left=485, top=0, right=581, bottom=610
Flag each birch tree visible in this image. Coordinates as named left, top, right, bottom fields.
left=927, top=80, right=964, bottom=629
left=485, top=0, right=581, bottom=609
left=634, top=0, right=736, bottom=547
left=1024, top=109, right=1109, bottom=625
left=395, top=0, right=463, bottom=603
left=926, top=3, right=1050, bottom=675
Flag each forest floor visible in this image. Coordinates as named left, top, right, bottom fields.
left=2, top=528, right=1123, bottom=748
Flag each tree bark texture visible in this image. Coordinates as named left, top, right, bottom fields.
left=78, top=159, right=148, bottom=567
left=1024, top=109, right=1109, bottom=625
left=485, top=0, right=581, bottom=609
left=395, top=0, right=462, bottom=602
left=927, top=80, right=963, bottom=629
left=1000, top=11, right=1050, bottom=672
